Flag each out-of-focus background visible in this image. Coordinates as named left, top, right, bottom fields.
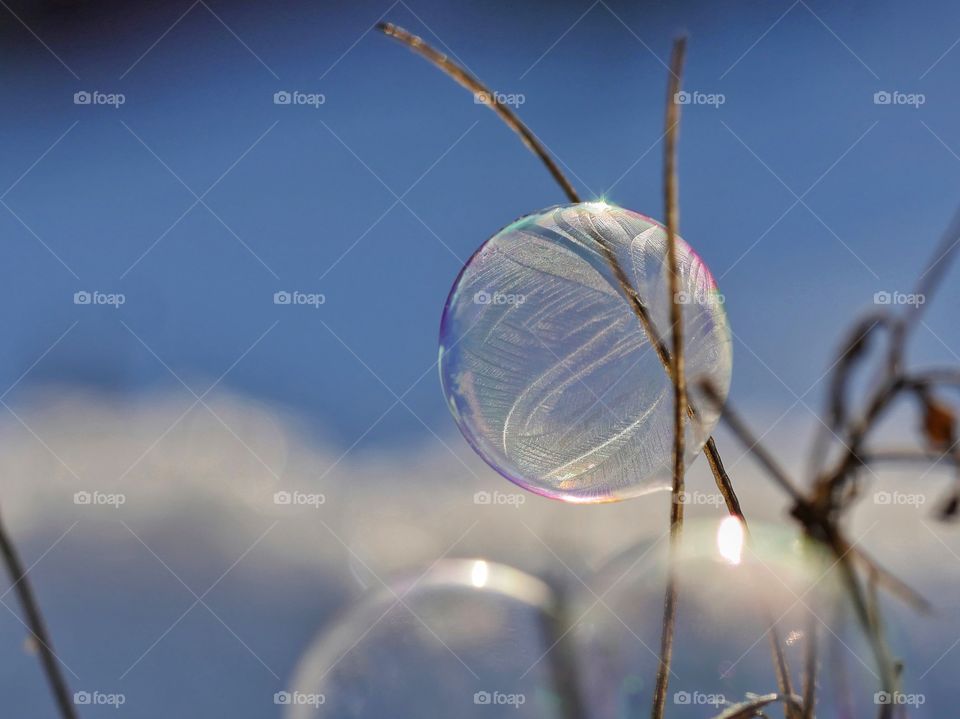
left=1, top=0, right=960, bottom=716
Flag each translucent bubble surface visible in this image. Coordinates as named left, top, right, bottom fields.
left=573, top=520, right=874, bottom=719
left=439, top=202, right=732, bottom=502
left=285, top=560, right=573, bottom=719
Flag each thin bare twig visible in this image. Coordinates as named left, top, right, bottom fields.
left=851, top=546, right=931, bottom=613
left=834, top=547, right=897, bottom=719
left=0, top=511, right=77, bottom=719
left=709, top=693, right=802, bottom=719
left=650, top=37, right=686, bottom=719
left=699, top=381, right=806, bottom=503
left=376, top=22, right=580, bottom=203
left=768, top=623, right=800, bottom=719
left=895, top=203, right=960, bottom=361
left=801, top=595, right=819, bottom=719
left=810, top=312, right=891, bottom=478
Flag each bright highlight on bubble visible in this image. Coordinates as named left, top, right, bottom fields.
left=471, top=559, right=490, bottom=588
left=439, top=202, right=732, bottom=502
left=717, top=516, right=745, bottom=565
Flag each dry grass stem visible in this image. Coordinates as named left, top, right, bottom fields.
left=0, top=511, right=77, bottom=719
left=650, top=37, right=686, bottom=719
left=376, top=22, right=580, bottom=203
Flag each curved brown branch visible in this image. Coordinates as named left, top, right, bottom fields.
left=810, top=312, right=892, bottom=478
left=376, top=22, right=581, bottom=203
left=699, top=380, right=806, bottom=502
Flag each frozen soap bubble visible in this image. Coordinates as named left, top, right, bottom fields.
left=439, top=202, right=732, bottom=503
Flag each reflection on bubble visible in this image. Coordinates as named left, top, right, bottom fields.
left=716, top=516, right=744, bottom=566
left=286, top=559, right=575, bottom=719
left=439, top=202, right=732, bottom=503
left=573, top=520, right=896, bottom=719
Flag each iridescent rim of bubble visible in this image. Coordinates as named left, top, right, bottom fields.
left=439, top=202, right=731, bottom=503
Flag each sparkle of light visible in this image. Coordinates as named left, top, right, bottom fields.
left=717, top=516, right=744, bottom=565
left=470, top=560, right=490, bottom=588
left=786, top=629, right=805, bottom=646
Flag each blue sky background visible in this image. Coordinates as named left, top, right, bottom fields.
left=3, top=0, right=960, bottom=716
left=1, top=0, right=960, bottom=446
